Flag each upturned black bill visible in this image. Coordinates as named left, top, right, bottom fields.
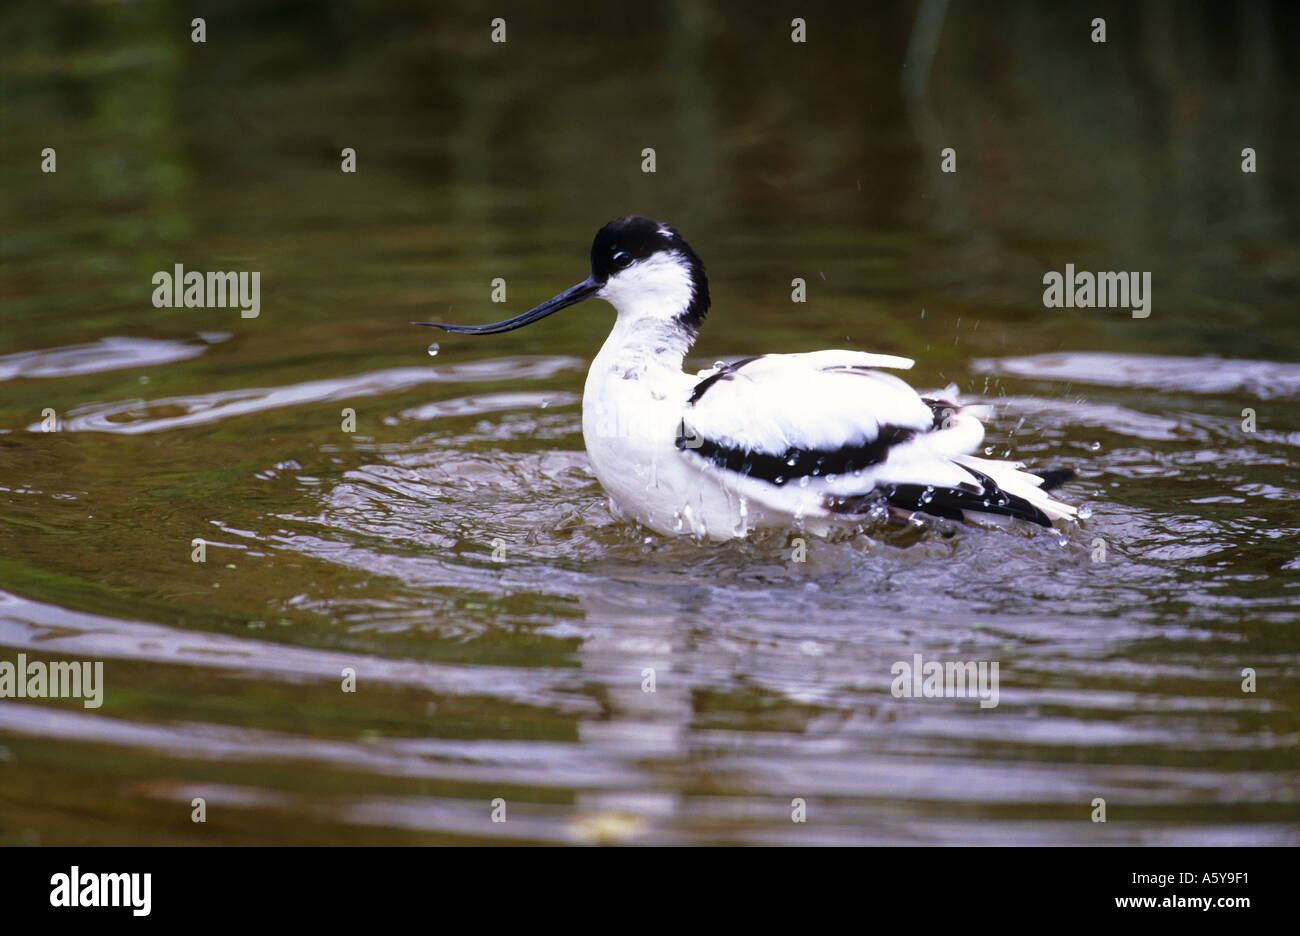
left=412, top=277, right=601, bottom=335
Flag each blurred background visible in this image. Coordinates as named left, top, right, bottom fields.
left=0, top=1, right=1297, bottom=845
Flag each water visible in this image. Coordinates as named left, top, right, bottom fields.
left=2, top=1, right=1298, bottom=845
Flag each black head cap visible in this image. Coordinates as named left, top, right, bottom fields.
left=589, top=216, right=710, bottom=331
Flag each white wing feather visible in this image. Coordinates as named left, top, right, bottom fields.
left=685, top=352, right=932, bottom=454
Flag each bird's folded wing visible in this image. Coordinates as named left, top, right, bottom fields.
left=682, top=352, right=936, bottom=456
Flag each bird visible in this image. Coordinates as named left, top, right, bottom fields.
left=414, top=215, right=1075, bottom=541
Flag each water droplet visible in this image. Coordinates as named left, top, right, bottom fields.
left=786, top=455, right=798, bottom=467
left=713, top=360, right=727, bottom=371
left=1088, top=441, right=1101, bottom=451
left=798, top=477, right=810, bottom=488
left=983, top=446, right=994, bottom=455
left=427, top=343, right=440, bottom=356
left=1077, top=503, right=1093, bottom=520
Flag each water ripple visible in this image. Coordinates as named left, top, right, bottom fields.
left=974, top=352, right=1300, bottom=399
left=0, top=333, right=229, bottom=381
left=26, top=356, right=584, bottom=433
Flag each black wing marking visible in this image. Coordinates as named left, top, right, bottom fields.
left=920, top=397, right=960, bottom=429
left=823, top=465, right=1055, bottom=527
left=686, top=356, right=765, bottom=405
left=676, top=424, right=918, bottom=485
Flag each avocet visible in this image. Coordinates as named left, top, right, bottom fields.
left=416, top=216, right=1074, bottom=540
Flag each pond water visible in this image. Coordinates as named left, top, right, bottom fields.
left=1, top=1, right=1297, bottom=844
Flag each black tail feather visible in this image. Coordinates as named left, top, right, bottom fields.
left=825, top=467, right=1057, bottom=528
left=1035, top=468, right=1075, bottom=492
left=884, top=480, right=1052, bottom=527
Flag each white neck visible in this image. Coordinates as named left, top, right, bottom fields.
left=591, top=309, right=694, bottom=376
left=592, top=251, right=700, bottom=373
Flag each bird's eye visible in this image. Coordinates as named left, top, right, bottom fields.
left=610, top=250, right=631, bottom=270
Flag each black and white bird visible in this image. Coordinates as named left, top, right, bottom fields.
left=416, top=216, right=1075, bottom=540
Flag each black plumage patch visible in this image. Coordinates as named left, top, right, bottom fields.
left=919, top=397, right=959, bottom=429
left=589, top=216, right=670, bottom=276
left=686, top=356, right=764, bottom=405
left=823, top=465, right=1054, bottom=527
left=676, top=424, right=917, bottom=485
left=1035, top=468, right=1075, bottom=491
left=589, top=215, right=711, bottom=332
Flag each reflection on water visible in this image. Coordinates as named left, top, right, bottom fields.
left=1, top=0, right=1297, bottom=844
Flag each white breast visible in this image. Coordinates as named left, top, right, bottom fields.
left=581, top=333, right=700, bottom=535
